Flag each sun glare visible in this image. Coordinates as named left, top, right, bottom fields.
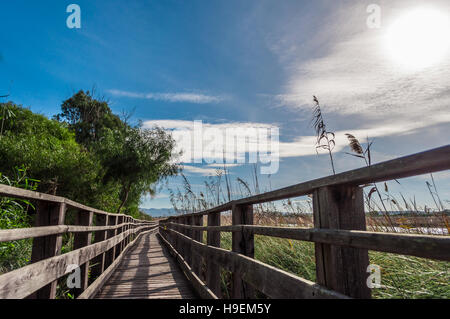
left=385, top=7, right=450, bottom=70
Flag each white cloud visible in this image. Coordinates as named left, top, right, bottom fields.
left=108, top=89, right=223, bottom=104
left=267, top=2, right=450, bottom=130
left=143, top=115, right=450, bottom=164
left=181, top=165, right=225, bottom=176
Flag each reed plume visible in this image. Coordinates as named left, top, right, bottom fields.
left=311, top=96, right=336, bottom=174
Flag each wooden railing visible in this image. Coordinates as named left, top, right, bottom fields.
left=159, top=145, right=450, bottom=299
left=0, top=185, right=158, bottom=299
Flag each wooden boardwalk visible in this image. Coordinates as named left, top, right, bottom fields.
left=95, top=232, right=197, bottom=299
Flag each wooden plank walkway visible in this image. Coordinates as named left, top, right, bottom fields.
left=95, top=232, right=197, bottom=299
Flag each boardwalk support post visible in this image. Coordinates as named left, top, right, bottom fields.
left=313, top=186, right=371, bottom=298
left=206, top=212, right=221, bottom=297
left=29, top=202, right=66, bottom=299
left=231, top=204, right=255, bottom=299
left=116, top=216, right=124, bottom=258
left=73, top=210, right=93, bottom=296
left=185, top=215, right=193, bottom=266
left=104, top=215, right=117, bottom=268
left=91, top=213, right=108, bottom=279
left=192, top=215, right=204, bottom=278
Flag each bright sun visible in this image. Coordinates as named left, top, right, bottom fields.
left=385, top=7, right=450, bottom=70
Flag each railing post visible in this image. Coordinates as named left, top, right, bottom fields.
left=313, top=186, right=371, bottom=298
left=185, top=215, right=193, bottom=266
left=125, top=217, right=130, bottom=243
left=206, top=212, right=221, bottom=298
left=177, top=216, right=184, bottom=258
left=29, top=201, right=66, bottom=299
left=131, top=218, right=135, bottom=241
left=161, top=218, right=168, bottom=242
left=170, top=217, right=176, bottom=247
left=127, top=217, right=132, bottom=243
left=91, top=213, right=108, bottom=279
left=104, top=215, right=118, bottom=268
left=124, top=217, right=128, bottom=247
left=192, top=214, right=203, bottom=278
left=231, top=204, right=254, bottom=299
left=73, top=210, right=93, bottom=296
left=116, top=216, right=124, bottom=258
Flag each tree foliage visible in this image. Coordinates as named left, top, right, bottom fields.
left=0, top=90, right=180, bottom=218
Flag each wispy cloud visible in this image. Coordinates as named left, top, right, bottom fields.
left=108, top=89, right=223, bottom=104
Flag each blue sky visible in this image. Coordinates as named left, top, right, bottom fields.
left=1, top=0, right=449, bottom=210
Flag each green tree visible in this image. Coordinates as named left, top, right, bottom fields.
left=56, top=91, right=180, bottom=214
left=55, top=90, right=123, bottom=146
left=98, top=125, right=180, bottom=214
left=0, top=103, right=104, bottom=206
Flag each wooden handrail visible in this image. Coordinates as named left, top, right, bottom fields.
left=0, top=184, right=150, bottom=222
left=159, top=145, right=450, bottom=299
left=0, top=222, right=158, bottom=242
left=164, top=228, right=349, bottom=299
left=0, top=185, right=156, bottom=299
left=0, top=225, right=158, bottom=299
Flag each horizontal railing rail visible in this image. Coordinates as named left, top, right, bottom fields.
left=0, top=185, right=157, bottom=299
left=0, top=184, right=147, bottom=219
left=0, top=222, right=157, bottom=243
left=165, top=222, right=450, bottom=261
left=159, top=145, right=450, bottom=299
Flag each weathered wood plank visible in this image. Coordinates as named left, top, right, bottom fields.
left=94, top=232, right=197, bottom=299
left=313, top=186, right=371, bottom=299
left=231, top=204, right=254, bottom=299
left=78, top=228, right=158, bottom=299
